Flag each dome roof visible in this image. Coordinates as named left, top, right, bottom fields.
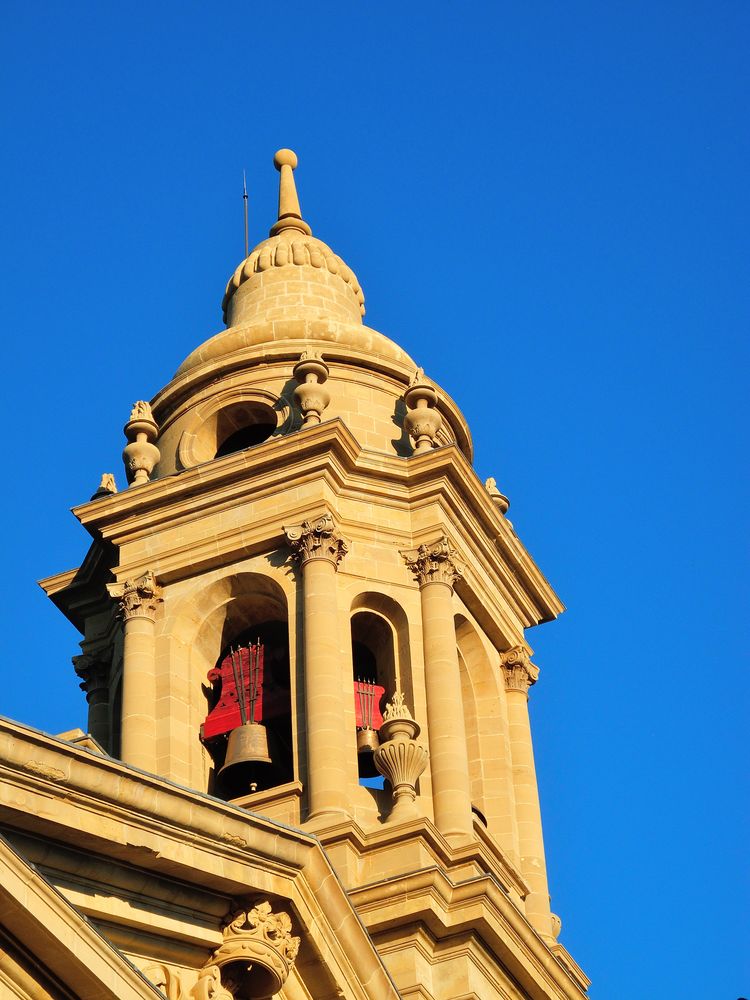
left=221, top=150, right=365, bottom=328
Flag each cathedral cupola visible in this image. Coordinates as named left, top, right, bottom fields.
left=221, top=148, right=365, bottom=328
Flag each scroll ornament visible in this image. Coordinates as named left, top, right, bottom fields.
left=284, top=513, right=348, bottom=568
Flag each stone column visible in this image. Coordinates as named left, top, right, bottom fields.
left=500, top=645, right=554, bottom=941
left=284, top=513, right=350, bottom=820
left=402, top=536, right=473, bottom=843
left=73, top=653, right=111, bottom=750
left=107, top=571, right=163, bottom=772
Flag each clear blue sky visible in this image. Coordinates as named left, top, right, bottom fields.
left=1, top=3, right=747, bottom=997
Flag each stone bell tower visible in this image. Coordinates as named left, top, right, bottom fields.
left=41, top=149, right=588, bottom=999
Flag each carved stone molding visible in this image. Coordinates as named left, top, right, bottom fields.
left=107, top=570, right=163, bottom=622
left=283, top=513, right=348, bottom=568
left=374, top=692, right=429, bottom=823
left=499, top=645, right=539, bottom=693
left=200, top=900, right=300, bottom=999
left=401, top=535, right=463, bottom=589
left=72, top=654, right=110, bottom=704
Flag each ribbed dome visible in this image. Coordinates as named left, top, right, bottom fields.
left=222, top=231, right=365, bottom=327
left=221, top=149, right=365, bottom=329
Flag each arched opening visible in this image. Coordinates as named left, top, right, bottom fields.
left=214, top=401, right=276, bottom=458
left=351, top=611, right=394, bottom=782
left=198, top=579, right=293, bottom=801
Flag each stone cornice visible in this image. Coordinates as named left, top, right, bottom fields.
left=350, top=867, right=589, bottom=999
left=67, top=420, right=562, bottom=630
left=0, top=718, right=400, bottom=1000
left=313, top=814, right=529, bottom=902
left=0, top=834, right=166, bottom=1000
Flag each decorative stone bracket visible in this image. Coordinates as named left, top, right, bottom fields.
left=283, top=512, right=348, bottom=568
left=293, top=350, right=330, bottom=427
left=196, top=900, right=301, bottom=1000
left=374, top=692, right=428, bottom=823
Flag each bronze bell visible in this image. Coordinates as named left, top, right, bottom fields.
left=356, top=727, right=380, bottom=755
left=219, top=722, right=272, bottom=787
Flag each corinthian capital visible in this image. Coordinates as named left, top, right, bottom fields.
left=401, top=535, right=463, bottom=588
left=72, top=654, right=110, bottom=703
left=283, top=513, right=348, bottom=568
left=499, top=645, right=539, bottom=693
left=107, top=570, right=163, bottom=622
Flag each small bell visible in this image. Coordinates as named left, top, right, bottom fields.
left=219, top=722, right=272, bottom=793
left=356, top=727, right=380, bottom=778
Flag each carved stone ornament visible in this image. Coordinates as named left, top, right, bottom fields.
left=72, top=654, right=110, bottom=703
left=403, top=368, right=442, bottom=453
left=401, top=535, right=463, bottom=589
left=201, top=900, right=300, bottom=1000
left=484, top=476, right=510, bottom=515
left=374, top=692, right=428, bottom=823
left=293, top=350, right=331, bottom=427
left=90, top=472, right=118, bottom=501
left=107, top=570, right=163, bottom=622
left=499, top=645, right=540, bottom=693
left=122, top=399, right=160, bottom=487
left=283, top=513, right=348, bottom=568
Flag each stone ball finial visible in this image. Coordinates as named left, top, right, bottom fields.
left=274, top=148, right=298, bottom=170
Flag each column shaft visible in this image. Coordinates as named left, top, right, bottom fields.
left=120, top=615, right=158, bottom=771
left=301, top=556, right=350, bottom=818
left=420, top=580, right=473, bottom=842
left=502, top=648, right=554, bottom=940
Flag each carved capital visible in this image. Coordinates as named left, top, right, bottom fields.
left=202, top=900, right=300, bottom=999
left=107, top=570, right=163, bottom=622
left=73, top=654, right=110, bottom=703
left=401, top=535, right=463, bottom=589
left=283, top=513, right=348, bottom=568
left=499, top=645, right=539, bottom=693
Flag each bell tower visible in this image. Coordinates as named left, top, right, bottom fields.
left=42, top=150, right=589, bottom=998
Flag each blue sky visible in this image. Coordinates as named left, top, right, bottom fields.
left=1, top=3, right=748, bottom=997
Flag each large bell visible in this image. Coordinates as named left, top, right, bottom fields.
left=219, top=722, right=272, bottom=790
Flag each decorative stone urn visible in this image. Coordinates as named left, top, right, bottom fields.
left=403, top=368, right=442, bottom=453
left=374, top=692, right=428, bottom=823
left=293, top=351, right=331, bottom=427
left=122, top=400, right=160, bottom=486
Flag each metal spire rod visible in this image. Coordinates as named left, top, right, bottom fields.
left=243, top=170, right=249, bottom=258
